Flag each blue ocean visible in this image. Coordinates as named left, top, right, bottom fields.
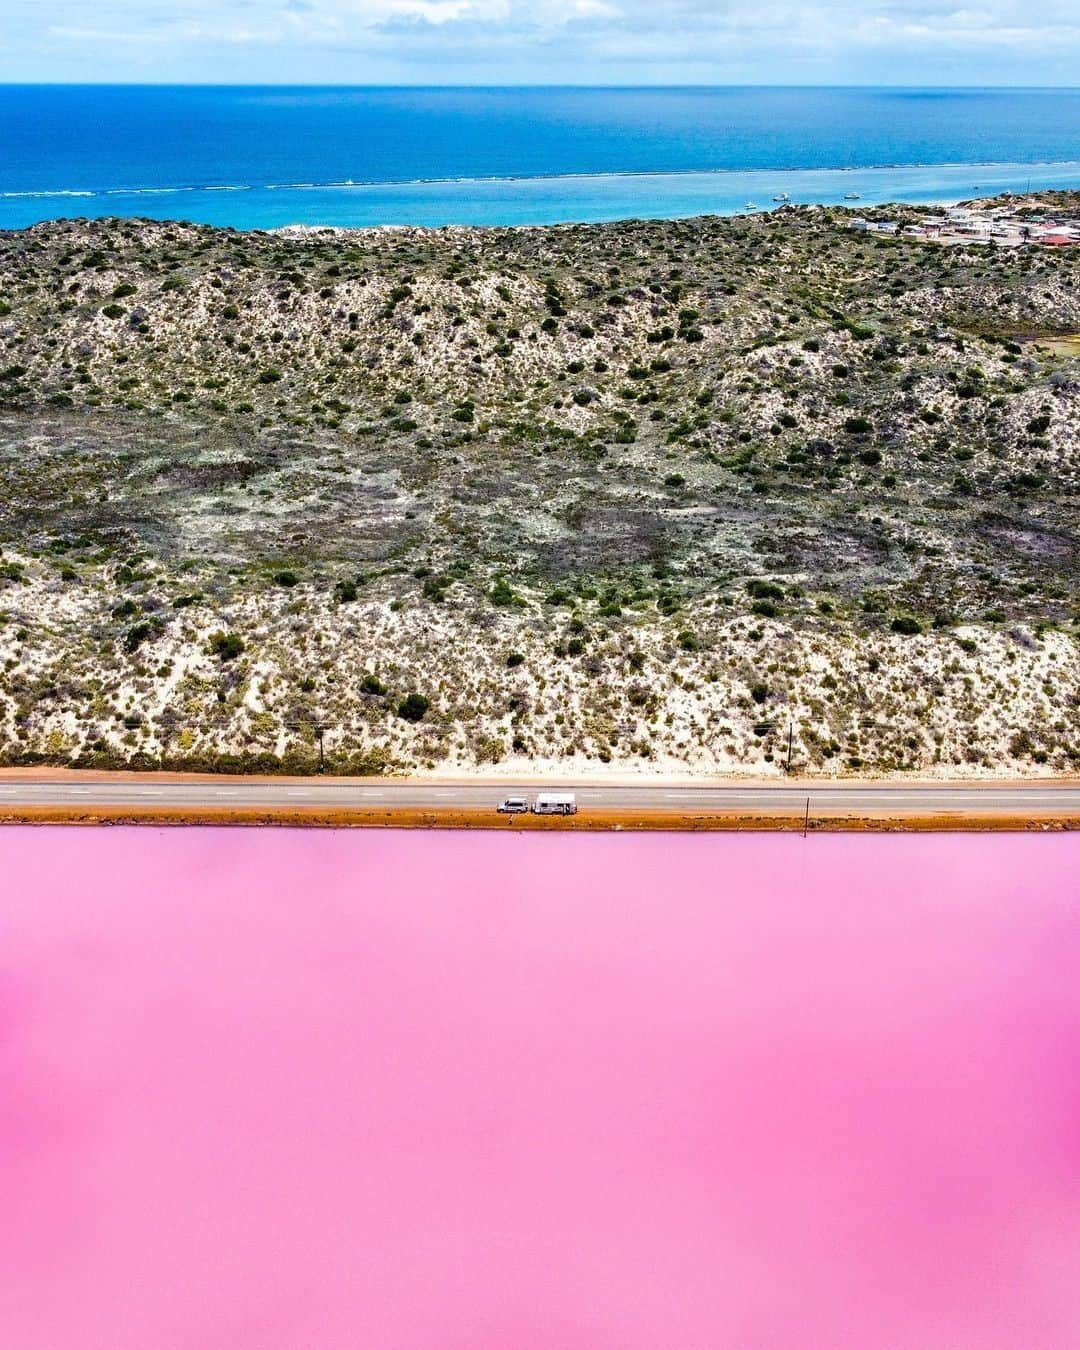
left=3, top=86, right=1080, bottom=230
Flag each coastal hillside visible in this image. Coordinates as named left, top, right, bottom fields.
left=0, top=202, right=1077, bottom=776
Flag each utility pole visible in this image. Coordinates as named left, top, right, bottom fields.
left=803, top=796, right=810, bottom=838
left=785, top=721, right=793, bottom=775
left=287, top=713, right=327, bottom=774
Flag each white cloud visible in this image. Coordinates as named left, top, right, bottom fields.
left=10, top=0, right=1080, bottom=80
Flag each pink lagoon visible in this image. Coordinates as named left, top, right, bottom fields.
left=2, top=826, right=1079, bottom=1350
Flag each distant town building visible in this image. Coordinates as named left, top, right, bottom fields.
left=844, top=202, right=1080, bottom=250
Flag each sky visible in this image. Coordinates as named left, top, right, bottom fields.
left=2, top=0, right=1080, bottom=85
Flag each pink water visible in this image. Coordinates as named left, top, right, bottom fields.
left=2, top=828, right=1079, bottom=1350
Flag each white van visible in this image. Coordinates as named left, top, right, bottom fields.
left=533, top=792, right=577, bottom=816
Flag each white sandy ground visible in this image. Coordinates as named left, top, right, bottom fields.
left=1, top=547, right=1076, bottom=779
left=1, top=212, right=1077, bottom=778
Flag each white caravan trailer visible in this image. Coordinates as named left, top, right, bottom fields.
left=533, top=792, right=577, bottom=816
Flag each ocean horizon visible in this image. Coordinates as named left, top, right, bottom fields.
left=3, top=85, right=1080, bottom=229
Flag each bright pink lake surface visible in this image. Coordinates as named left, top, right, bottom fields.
left=2, top=828, right=1079, bottom=1350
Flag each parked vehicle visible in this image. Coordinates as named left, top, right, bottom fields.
left=497, top=797, right=530, bottom=814
left=532, top=792, right=577, bottom=816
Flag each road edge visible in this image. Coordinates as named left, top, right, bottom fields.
left=1, top=805, right=1076, bottom=831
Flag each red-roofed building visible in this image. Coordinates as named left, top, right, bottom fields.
left=1038, top=234, right=1077, bottom=247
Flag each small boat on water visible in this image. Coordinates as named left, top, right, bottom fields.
left=844, top=192, right=861, bottom=200
left=773, top=192, right=790, bottom=202
left=745, top=200, right=758, bottom=209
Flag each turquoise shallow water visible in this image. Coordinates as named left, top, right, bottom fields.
left=2, top=86, right=1080, bottom=229
left=6, top=159, right=1080, bottom=230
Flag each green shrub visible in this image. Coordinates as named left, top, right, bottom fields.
left=335, top=579, right=358, bottom=603
left=490, top=576, right=523, bottom=608
left=657, top=592, right=680, bottom=616
left=398, top=693, right=430, bottom=722
left=208, top=631, right=245, bottom=661
left=843, top=415, right=872, bottom=434
left=123, top=621, right=155, bottom=652
left=422, top=575, right=451, bottom=602
left=747, top=579, right=784, bottom=601
left=274, top=570, right=299, bottom=588
left=890, top=616, right=922, bottom=636
left=360, top=673, right=386, bottom=696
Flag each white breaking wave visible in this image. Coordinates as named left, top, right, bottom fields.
left=5, top=157, right=1080, bottom=202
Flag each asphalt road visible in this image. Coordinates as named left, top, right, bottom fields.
left=0, top=778, right=1077, bottom=817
